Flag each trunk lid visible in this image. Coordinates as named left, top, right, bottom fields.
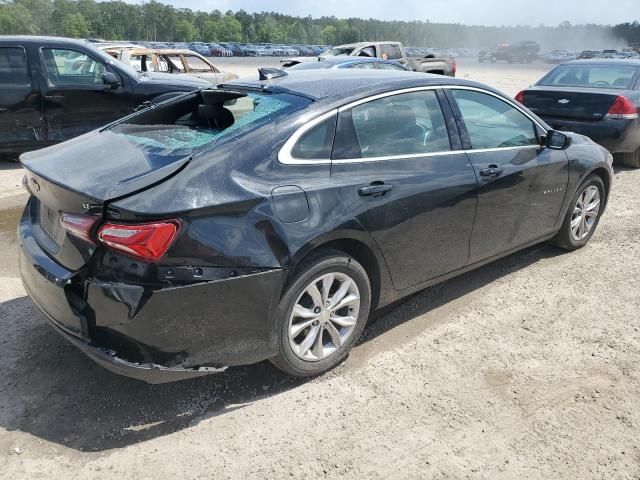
left=523, top=86, right=623, bottom=121
left=21, top=127, right=192, bottom=270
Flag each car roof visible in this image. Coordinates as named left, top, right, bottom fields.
left=562, top=59, right=640, bottom=67
left=317, top=57, right=396, bottom=65
left=0, top=35, right=93, bottom=47
left=224, top=69, right=486, bottom=102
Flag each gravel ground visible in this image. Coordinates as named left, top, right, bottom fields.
left=1, top=60, right=639, bottom=479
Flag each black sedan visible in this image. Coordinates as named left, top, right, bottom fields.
left=19, top=69, right=613, bottom=383
left=516, top=59, right=640, bottom=167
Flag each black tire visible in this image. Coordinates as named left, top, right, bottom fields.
left=551, top=174, right=606, bottom=251
left=614, top=148, right=640, bottom=168
left=270, top=250, right=371, bottom=377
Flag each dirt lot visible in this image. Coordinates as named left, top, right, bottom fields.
left=1, top=59, right=639, bottom=479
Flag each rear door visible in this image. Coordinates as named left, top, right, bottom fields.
left=0, top=45, right=43, bottom=152
left=40, top=47, right=133, bottom=142
left=446, top=88, right=568, bottom=263
left=330, top=88, right=478, bottom=290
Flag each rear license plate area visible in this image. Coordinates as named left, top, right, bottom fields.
left=38, top=202, right=65, bottom=245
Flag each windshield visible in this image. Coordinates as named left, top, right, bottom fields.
left=107, top=91, right=311, bottom=162
left=539, top=64, right=640, bottom=90
left=324, top=46, right=356, bottom=57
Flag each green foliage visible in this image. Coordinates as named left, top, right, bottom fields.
left=0, top=0, right=638, bottom=49
left=174, top=18, right=196, bottom=42
left=0, top=2, right=36, bottom=34
left=61, top=12, right=89, bottom=37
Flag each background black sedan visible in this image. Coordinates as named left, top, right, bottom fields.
left=516, top=59, right=640, bottom=167
left=19, top=70, right=613, bottom=383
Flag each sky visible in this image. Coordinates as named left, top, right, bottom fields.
left=136, top=0, right=638, bottom=27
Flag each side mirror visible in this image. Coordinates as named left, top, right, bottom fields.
left=544, top=130, right=571, bottom=150
left=101, top=72, right=120, bottom=89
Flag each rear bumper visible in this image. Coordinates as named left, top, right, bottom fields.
left=19, top=212, right=286, bottom=383
left=541, top=116, right=640, bottom=153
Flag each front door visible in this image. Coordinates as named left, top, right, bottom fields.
left=0, top=45, right=44, bottom=153
left=40, top=47, right=132, bottom=142
left=446, top=88, right=569, bottom=263
left=330, top=88, right=478, bottom=290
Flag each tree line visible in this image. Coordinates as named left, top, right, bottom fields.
left=2, top=0, right=640, bottom=49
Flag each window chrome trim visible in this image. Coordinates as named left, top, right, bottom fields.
left=331, top=145, right=540, bottom=164
left=277, top=109, right=338, bottom=165
left=277, top=84, right=547, bottom=166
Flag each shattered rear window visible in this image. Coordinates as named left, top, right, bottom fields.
left=108, top=92, right=310, bottom=158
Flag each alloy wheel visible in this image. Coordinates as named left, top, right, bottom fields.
left=570, top=185, right=601, bottom=241
left=288, top=272, right=361, bottom=361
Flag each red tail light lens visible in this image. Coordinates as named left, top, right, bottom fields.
left=97, top=220, right=181, bottom=262
left=607, top=96, right=639, bottom=119
left=514, top=90, right=525, bottom=104
left=60, top=213, right=99, bottom=244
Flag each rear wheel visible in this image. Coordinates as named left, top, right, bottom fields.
left=551, top=174, right=605, bottom=250
left=614, top=148, right=640, bottom=168
left=270, top=250, right=371, bottom=377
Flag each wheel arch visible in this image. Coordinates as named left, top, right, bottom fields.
left=287, top=231, right=394, bottom=310
left=583, top=166, right=612, bottom=209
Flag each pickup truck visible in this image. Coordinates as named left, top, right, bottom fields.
left=0, top=35, right=211, bottom=156
left=479, top=41, right=541, bottom=64
left=283, top=41, right=456, bottom=76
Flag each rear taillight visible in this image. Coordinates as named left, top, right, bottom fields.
left=60, top=213, right=100, bottom=244
left=514, top=90, right=525, bottom=104
left=607, top=96, right=639, bottom=119
left=97, top=220, right=182, bottom=262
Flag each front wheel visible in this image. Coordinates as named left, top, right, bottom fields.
left=551, top=174, right=605, bottom=250
left=270, top=251, right=371, bottom=377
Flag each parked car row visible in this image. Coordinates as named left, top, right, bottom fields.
left=285, top=41, right=457, bottom=76
left=93, top=40, right=330, bottom=58
left=98, top=44, right=238, bottom=84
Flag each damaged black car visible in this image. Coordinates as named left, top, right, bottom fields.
left=19, top=69, right=613, bottom=383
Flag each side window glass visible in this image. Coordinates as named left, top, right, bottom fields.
left=184, top=55, right=212, bottom=72
left=376, top=62, right=403, bottom=70
left=0, top=47, right=29, bottom=86
left=291, top=115, right=337, bottom=160
left=380, top=44, right=403, bottom=60
left=349, top=62, right=375, bottom=69
left=358, top=46, right=375, bottom=57
left=166, top=55, right=186, bottom=72
left=42, top=48, right=107, bottom=86
left=334, top=90, right=451, bottom=159
left=451, top=90, right=538, bottom=149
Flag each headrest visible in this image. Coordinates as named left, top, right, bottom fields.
left=198, top=104, right=235, bottom=130
left=388, top=104, right=417, bottom=130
